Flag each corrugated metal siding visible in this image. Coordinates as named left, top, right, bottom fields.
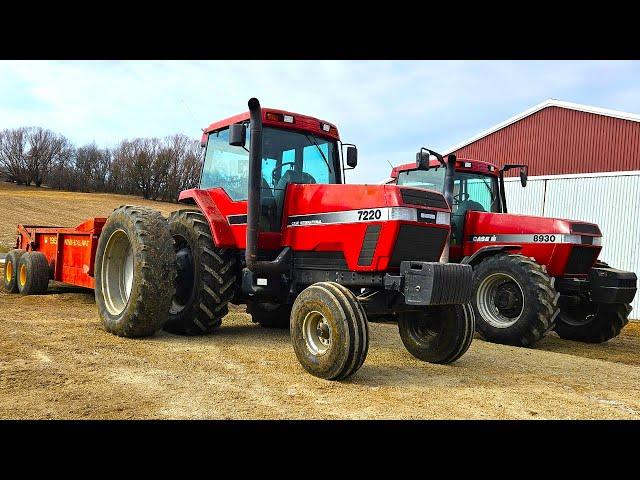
left=505, top=174, right=640, bottom=318
left=453, top=107, right=640, bottom=176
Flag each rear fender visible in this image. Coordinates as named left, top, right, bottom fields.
left=461, top=245, right=521, bottom=266
left=178, top=189, right=236, bottom=248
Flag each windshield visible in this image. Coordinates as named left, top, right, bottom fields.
left=200, top=125, right=340, bottom=200
left=396, top=167, right=445, bottom=191
left=395, top=168, right=499, bottom=213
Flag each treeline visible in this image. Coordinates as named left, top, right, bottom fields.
left=0, top=126, right=202, bottom=202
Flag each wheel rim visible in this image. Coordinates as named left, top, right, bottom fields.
left=101, top=229, right=134, bottom=316
left=19, top=263, right=27, bottom=287
left=171, top=234, right=194, bottom=314
left=302, top=310, right=331, bottom=355
left=476, top=272, right=525, bottom=328
left=6, top=260, right=13, bottom=283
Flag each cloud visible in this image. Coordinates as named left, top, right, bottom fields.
left=1, top=60, right=639, bottom=183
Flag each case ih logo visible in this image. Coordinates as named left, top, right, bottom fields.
left=472, top=235, right=497, bottom=242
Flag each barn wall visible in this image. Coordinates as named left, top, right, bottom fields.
left=453, top=107, right=640, bottom=177
left=504, top=174, right=640, bottom=317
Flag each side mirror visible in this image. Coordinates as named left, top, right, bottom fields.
left=346, top=146, right=357, bottom=168
left=200, top=132, right=208, bottom=148
left=520, top=168, right=528, bottom=187
left=229, top=123, right=246, bottom=147
left=416, top=150, right=430, bottom=170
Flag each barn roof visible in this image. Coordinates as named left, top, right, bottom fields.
left=442, top=99, right=640, bottom=155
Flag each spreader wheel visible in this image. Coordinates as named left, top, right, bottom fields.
left=290, top=282, right=369, bottom=380
left=16, top=251, right=50, bottom=295
left=3, top=249, right=26, bottom=293
left=398, top=303, right=475, bottom=364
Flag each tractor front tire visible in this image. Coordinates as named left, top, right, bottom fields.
left=95, top=205, right=176, bottom=338
left=472, top=253, right=559, bottom=347
left=16, top=251, right=50, bottom=295
left=290, top=282, right=369, bottom=380
left=554, top=301, right=631, bottom=343
left=3, top=249, right=26, bottom=293
left=247, top=302, right=292, bottom=329
left=163, top=209, right=238, bottom=335
left=398, top=303, right=475, bottom=364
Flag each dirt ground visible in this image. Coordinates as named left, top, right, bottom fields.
left=1, top=182, right=639, bottom=419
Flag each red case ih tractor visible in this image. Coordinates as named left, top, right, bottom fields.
left=386, top=150, right=637, bottom=346
left=3, top=98, right=475, bottom=380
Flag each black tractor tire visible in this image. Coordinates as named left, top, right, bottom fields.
left=95, top=205, right=176, bottom=338
left=554, top=301, right=631, bottom=343
left=472, top=253, right=559, bottom=347
left=16, top=251, right=50, bottom=295
left=163, top=209, right=239, bottom=336
left=398, top=303, right=475, bottom=364
left=247, top=302, right=292, bottom=329
left=3, top=249, right=26, bottom=293
left=290, top=281, right=369, bottom=380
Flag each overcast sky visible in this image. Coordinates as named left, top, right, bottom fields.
left=1, top=60, right=639, bottom=183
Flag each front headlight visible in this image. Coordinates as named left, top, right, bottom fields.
left=592, top=236, right=602, bottom=246
left=436, top=212, right=451, bottom=226
left=389, top=207, right=417, bottom=222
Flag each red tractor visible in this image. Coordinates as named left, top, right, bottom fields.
left=3, top=99, right=475, bottom=381
left=386, top=150, right=637, bottom=346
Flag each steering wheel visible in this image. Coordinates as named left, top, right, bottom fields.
left=453, top=192, right=470, bottom=205
left=272, top=162, right=296, bottom=186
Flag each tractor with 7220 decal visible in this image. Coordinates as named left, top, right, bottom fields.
left=3, top=98, right=475, bottom=380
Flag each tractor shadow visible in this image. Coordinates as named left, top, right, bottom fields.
left=532, top=327, right=640, bottom=367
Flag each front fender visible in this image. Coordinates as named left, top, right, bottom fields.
left=461, top=245, right=521, bottom=266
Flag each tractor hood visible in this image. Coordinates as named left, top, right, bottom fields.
left=464, top=211, right=602, bottom=245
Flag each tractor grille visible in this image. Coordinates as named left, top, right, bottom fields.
left=294, top=251, right=348, bottom=270
left=400, top=188, right=449, bottom=209
left=565, top=246, right=600, bottom=275
left=571, top=223, right=601, bottom=235
left=389, top=225, right=448, bottom=268
left=358, top=224, right=381, bottom=266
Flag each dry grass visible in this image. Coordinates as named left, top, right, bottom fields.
left=0, top=182, right=180, bottom=250
left=1, top=183, right=639, bottom=419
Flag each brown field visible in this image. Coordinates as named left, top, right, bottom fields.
left=1, top=182, right=639, bottom=419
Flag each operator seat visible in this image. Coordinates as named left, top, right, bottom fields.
left=274, top=170, right=316, bottom=220
left=452, top=200, right=486, bottom=244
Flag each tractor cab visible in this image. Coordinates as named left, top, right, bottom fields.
left=389, top=158, right=527, bottom=248
left=198, top=108, right=356, bottom=233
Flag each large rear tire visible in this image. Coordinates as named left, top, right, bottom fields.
left=163, top=209, right=239, bottom=335
left=398, top=303, right=475, bottom=364
left=472, top=253, right=559, bottom=346
left=554, top=300, right=631, bottom=343
left=290, top=281, right=368, bottom=380
left=95, top=205, right=176, bottom=338
left=3, top=249, right=26, bottom=293
left=247, top=302, right=292, bottom=329
left=16, top=251, right=50, bottom=295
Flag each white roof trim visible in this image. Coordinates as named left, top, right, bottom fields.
left=442, top=99, right=640, bottom=155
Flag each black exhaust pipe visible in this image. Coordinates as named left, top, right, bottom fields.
left=440, top=154, right=456, bottom=263
left=245, top=97, right=290, bottom=274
